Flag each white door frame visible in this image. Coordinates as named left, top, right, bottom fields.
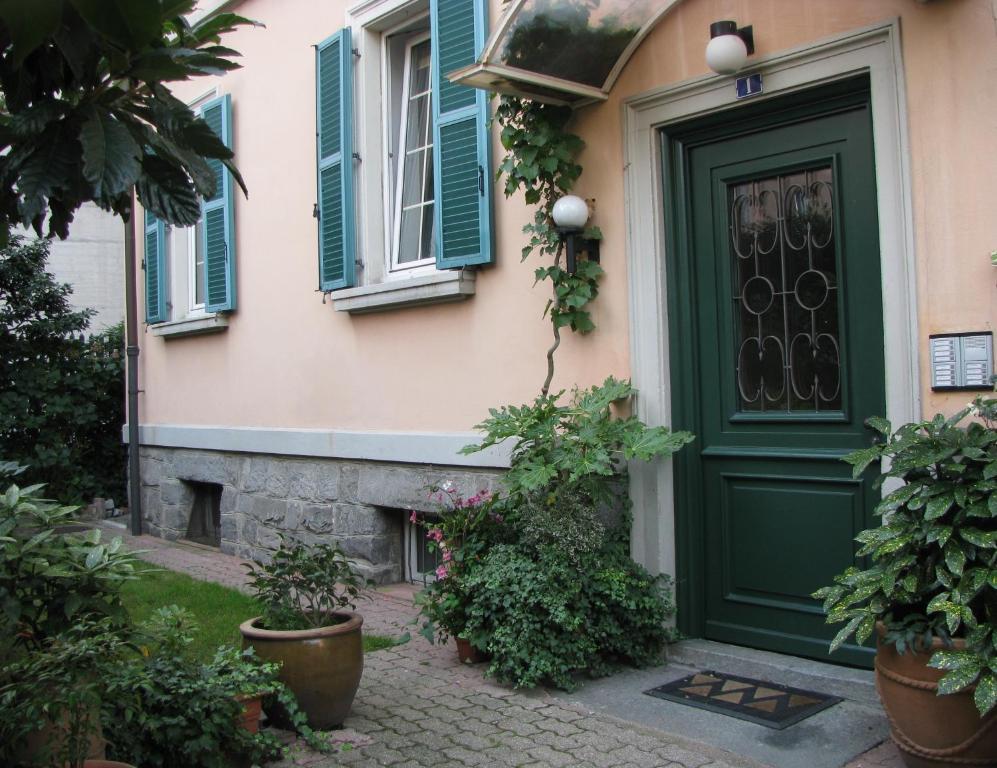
left=622, top=20, right=919, bottom=578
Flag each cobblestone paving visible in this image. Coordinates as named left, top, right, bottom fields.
left=105, top=524, right=899, bottom=767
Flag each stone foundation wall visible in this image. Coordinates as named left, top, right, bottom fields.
left=138, top=447, right=502, bottom=583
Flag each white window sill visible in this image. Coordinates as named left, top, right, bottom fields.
left=150, top=314, right=229, bottom=338
left=332, top=270, right=475, bottom=314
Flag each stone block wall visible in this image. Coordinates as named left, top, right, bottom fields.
left=138, top=447, right=501, bottom=583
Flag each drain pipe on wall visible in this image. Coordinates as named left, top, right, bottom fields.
left=124, top=193, right=143, bottom=536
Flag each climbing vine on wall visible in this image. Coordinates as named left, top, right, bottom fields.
left=494, top=97, right=603, bottom=395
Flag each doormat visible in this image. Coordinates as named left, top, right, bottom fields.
left=644, top=671, right=842, bottom=730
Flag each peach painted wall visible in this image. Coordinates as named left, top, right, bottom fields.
left=138, top=0, right=997, bottom=433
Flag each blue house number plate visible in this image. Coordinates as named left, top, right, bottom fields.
left=736, top=73, right=763, bottom=99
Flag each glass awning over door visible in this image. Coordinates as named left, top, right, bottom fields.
left=449, top=0, right=682, bottom=105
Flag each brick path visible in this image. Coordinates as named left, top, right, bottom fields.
left=106, top=525, right=901, bottom=768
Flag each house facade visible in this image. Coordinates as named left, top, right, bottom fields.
left=132, top=0, right=997, bottom=663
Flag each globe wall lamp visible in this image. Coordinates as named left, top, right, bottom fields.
left=552, top=195, right=600, bottom=275
left=706, top=20, right=755, bottom=76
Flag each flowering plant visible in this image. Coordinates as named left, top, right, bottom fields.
left=413, top=482, right=510, bottom=646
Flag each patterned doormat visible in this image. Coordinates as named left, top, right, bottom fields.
left=644, top=671, right=842, bottom=730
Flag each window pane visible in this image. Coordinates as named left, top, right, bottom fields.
left=401, top=148, right=427, bottom=209
left=405, top=94, right=430, bottom=153
left=730, top=166, right=840, bottom=413
left=398, top=206, right=422, bottom=264
left=420, top=204, right=434, bottom=262
left=194, top=218, right=205, bottom=306
left=410, top=40, right=431, bottom=95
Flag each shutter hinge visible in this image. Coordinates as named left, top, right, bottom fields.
left=141, top=259, right=146, bottom=270
left=352, top=48, right=361, bottom=58
left=313, top=203, right=320, bottom=219
left=355, top=259, right=364, bottom=270
left=352, top=152, right=361, bottom=162
left=478, top=165, right=484, bottom=196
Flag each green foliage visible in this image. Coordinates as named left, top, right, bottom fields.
left=520, top=483, right=605, bottom=564
left=0, top=1, right=254, bottom=241
left=245, top=537, right=371, bottom=631
left=0, top=236, right=125, bottom=503
left=463, top=541, right=675, bottom=690
left=0, top=482, right=144, bottom=653
left=103, top=606, right=319, bottom=768
left=462, top=376, right=695, bottom=503
left=0, top=618, right=127, bottom=768
left=414, top=486, right=511, bottom=644
left=417, top=378, right=691, bottom=688
left=494, top=96, right=604, bottom=340
left=814, top=400, right=997, bottom=715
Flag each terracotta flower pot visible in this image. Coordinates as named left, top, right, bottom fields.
left=239, top=612, right=363, bottom=730
left=876, top=626, right=997, bottom=767
left=235, top=693, right=263, bottom=734
left=455, top=636, right=486, bottom=664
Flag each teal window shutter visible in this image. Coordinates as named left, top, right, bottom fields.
left=316, top=29, right=355, bottom=291
left=199, top=93, right=236, bottom=313
left=143, top=209, right=166, bottom=323
left=431, top=0, right=492, bottom=269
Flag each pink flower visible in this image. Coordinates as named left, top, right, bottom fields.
left=409, top=510, right=418, bottom=524
left=435, top=563, right=449, bottom=579
left=443, top=549, right=453, bottom=562
left=426, top=529, right=443, bottom=542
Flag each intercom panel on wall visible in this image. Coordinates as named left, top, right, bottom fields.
left=929, top=332, right=993, bottom=391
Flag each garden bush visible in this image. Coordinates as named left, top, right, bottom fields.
left=0, top=235, right=126, bottom=504
left=417, top=378, right=691, bottom=689
left=102, top=607, right=310, bottom=768
left=464, top=536, right=674, bottom=690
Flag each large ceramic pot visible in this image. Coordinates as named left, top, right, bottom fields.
left=240, top=612, right=363, bottom=730
left=83, top=762, right=137, bottom=767
left=876, top=626, right=997, bottom=767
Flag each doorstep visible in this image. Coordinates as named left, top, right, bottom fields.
left=554, top=639, right=888, bottom=768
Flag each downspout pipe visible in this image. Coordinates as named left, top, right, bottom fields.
left=124, top=192, right=142, bottom=535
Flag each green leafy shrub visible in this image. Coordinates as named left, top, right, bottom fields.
left=0, top=482, right=143, bottom=652
left=463, top=542, right=674, bottom=690
left=414, top=486, right=511, bottom=645
left=245, top=537, right=371, bottom=630
left=415, top=377, right=692, bottom=688
left=0, top=236, right=126, bottom=503
left=462, top=376, right=694, bottom=504
left=815, top=400, right=997, bottom=716
left=103, top=606, right=316, bottom=768
left=0, top=618, right=126, bottom=768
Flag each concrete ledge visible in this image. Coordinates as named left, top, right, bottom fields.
left=150, top=314, right=229, bottom=338
left=332, top=270, right=475, bottom=314
left=123, top=423, right=512, bottom=468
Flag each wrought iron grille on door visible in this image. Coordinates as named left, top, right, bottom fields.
left=729, top=166, right=841, bottom=413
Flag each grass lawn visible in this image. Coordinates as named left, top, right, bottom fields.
left=121, top=569, right=398, bottom=661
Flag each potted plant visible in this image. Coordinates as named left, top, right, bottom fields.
left=815, top=401, right=997, bottom=767
left=240, top=538, right=370, bottom=729
left=0, top=480, right=144, bottom=768
left=0, top=619, right=136, bottom=768
left=102, top=606, right=316, bottom=768
left=412, top=484, right=507, bottom=662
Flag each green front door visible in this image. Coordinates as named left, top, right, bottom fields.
left=664, top=81, right=885, bottom=667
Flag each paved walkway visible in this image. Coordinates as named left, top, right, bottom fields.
left=105, top=526, right=902, bottom=768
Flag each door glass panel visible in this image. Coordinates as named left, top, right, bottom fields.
left=730, top=166, right=840, bottom=413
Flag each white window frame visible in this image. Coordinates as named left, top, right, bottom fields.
left=335, top=0, right=477, bottom=313
left=388, top=30, right=435, bottom=273
left=148, top=90, right=233, bottom=337
left=187, top=218, right=206, bottom=313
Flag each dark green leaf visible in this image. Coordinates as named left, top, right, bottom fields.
left=80, top=105, right=142, bottom=197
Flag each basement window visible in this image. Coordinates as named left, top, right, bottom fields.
left=184, top=481, right=222, bottom=548
left=403, top=513, right=441, bottom=585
